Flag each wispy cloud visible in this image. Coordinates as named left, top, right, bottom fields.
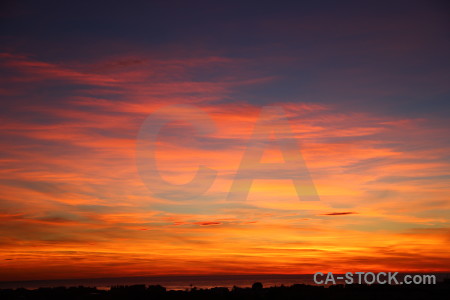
left=321, top=212, right=358, bottom=216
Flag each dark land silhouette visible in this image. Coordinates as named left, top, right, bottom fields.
left=1, top=280, right=449, bottom=300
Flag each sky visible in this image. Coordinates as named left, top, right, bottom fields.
left=0, top=0, right=449, bottom=281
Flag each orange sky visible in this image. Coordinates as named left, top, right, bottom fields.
left=1, top=1, right=450, bottom=282
left=1, top=52, right=449, bottom=281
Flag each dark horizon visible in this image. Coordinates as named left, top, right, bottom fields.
left=2, top=273, right=450, bottom=289
left=2, top=280, right=450, bottom=300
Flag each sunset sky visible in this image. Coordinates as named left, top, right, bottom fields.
left=1, top=0, right=449, bottom=281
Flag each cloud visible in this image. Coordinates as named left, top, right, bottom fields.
left=1, top=5, right=449, bottom=279
left=321, top=212, right=358, bottom=216
left=194, top=222, right=222, bottom=226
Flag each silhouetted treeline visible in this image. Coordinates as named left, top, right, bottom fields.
left=1, top=280, right=449, bottom=300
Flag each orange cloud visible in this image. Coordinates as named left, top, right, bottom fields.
left=0, top=52, right=449, bottom=282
